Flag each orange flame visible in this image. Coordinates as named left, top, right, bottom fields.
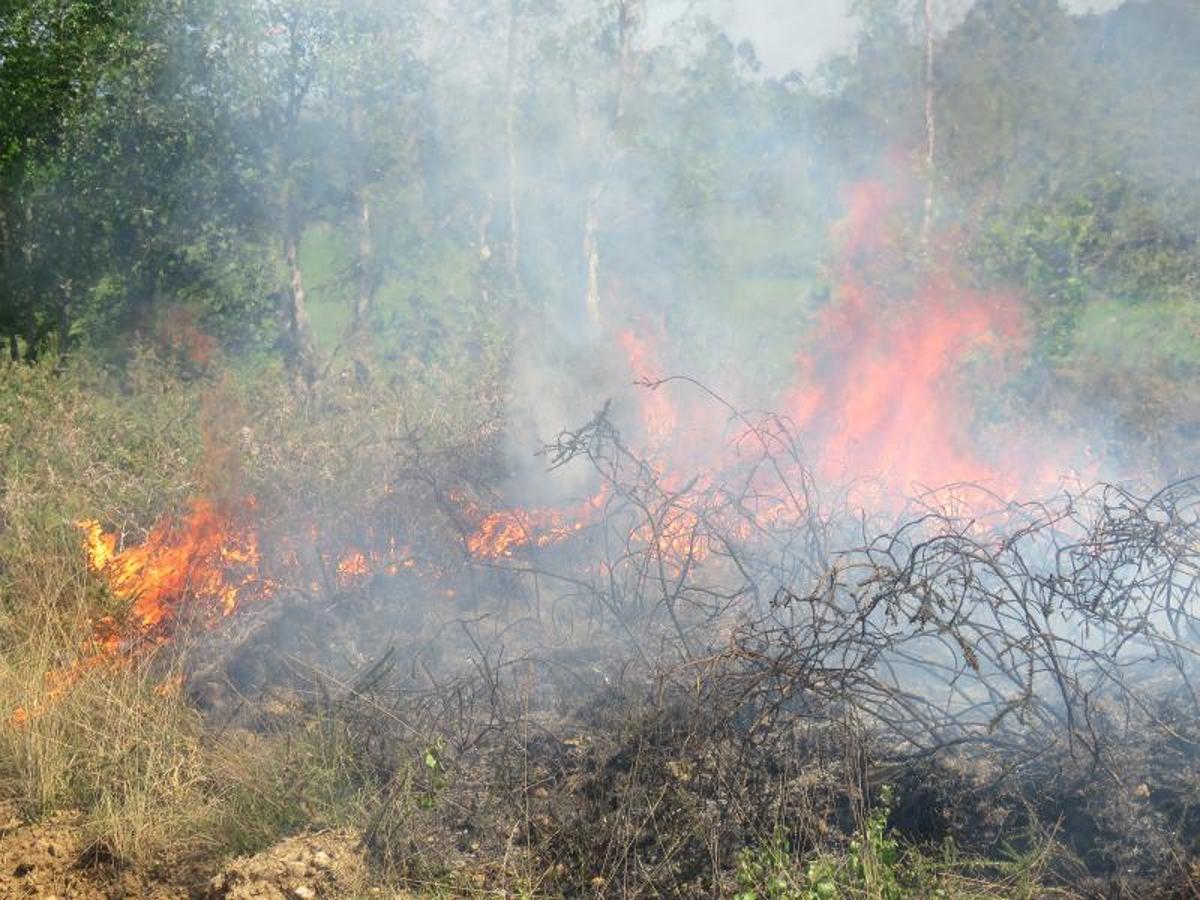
left=336, top=549, right=369, bottom=584
left=459, top=489, right=604, bottom=560
left=78, top=519, right=117, bottom=572
left=84, top=497, right=273, bottom=633
left=13, top=176, right=1097, bottom=728
left=459, top=175, right=1091, bottom=566
left=784, top=178, right=1079, bottom=505
left=466, top=506, right=587, bottom=559
left=616, top=327, right=678, bottom=449
left=10, top=499, right=275, bottom=727
left=787, top=276, right=1023, bottom=495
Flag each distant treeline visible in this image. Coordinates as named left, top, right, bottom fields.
left=1, top=0, right=1197, bottom=456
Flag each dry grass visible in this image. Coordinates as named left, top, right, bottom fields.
left=0, top=354, right=399, bottom=870
left=0, top=563, right=372, bottom=867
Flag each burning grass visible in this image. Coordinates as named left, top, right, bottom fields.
left=0, top=351, right=493, bottom=879
left=1, top=351, right=1198, bottom=898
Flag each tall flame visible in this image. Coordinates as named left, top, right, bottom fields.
left=784, top=178, right=1074, bottom=503
left=616, top=327, right=678, bottom=450
left=786, top=273, right=1023, bottom=494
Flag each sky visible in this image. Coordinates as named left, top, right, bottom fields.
left=649, top=0, right=1129, bottom=76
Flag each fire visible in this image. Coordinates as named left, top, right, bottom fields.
left=80, top=497, right=273, bottom=635
left=336, top=549, right=370, bottom=584
left=787, top=272, right=1023, bottom=495
left=467, top=511, right=533, bottom=559
left=326, top=531, right=423, bottom=581
left=382, top=547, right=418, bottom=576
left=12, top=171, right=1093, bottom=728
left=10, top=499, right=274, bottom=726
left=78, top=518, right=117, bottom=571
left=462, top=173, right=1088, bottom=563
left=463, top=497, right=596, bottom=560
left=616, top=327, right=677, bottom=449
left=19, top=420, right=622, bottom=727
left=10, top=651, right=112, bottom=727
left=784, top=178, right=1076, bottom=504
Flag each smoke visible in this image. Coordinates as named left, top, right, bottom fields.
left=25, top=0, right=1193, bottom=667
left=77, top=0, right=1178, bottom=511
left=648, top=0, right=1130, bottom=78
left=13, top=0, right=1190, bottom=476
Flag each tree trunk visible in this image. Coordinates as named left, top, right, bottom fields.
left=284, top=228, right=317, bottom=389
left=20, top=199, right=38, bottom=362
left=504, top=0, right=521, bottom=276
left=579, top=0, right=642, bottom=327
left=613, top=0, right=642, bottom=129
left=354, top=192, right=374, bottom=327
left=57, top=279, right=73, bottom=356
left=0, top=190, right=13, bottom=361
left=583, top=184, right=601, bottom=325
left=23, top=321, right=39, bottom=363
left=349, top=101, right=376, bottom=330
left=277, top=15, right=320, bottom=389
left=0, top=188, right=8, bottom=283
left=921, top=0, right=936, bottom=249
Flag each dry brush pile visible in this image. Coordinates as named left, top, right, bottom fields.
left=225, top=398, right=1200, bottom=896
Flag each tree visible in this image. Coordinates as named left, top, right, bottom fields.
left=322, top=0, right=425, bottom=332
left=0, top=0, right=141, bottom=357
left=921, top=0, right=935, bottom=247
left=581, top=0, right=644, bottom=326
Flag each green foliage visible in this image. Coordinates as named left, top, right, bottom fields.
left=732, top=788, right=965, bottom=900
left=2, top=0, right=1197, bottom=432
left=965, top=177, right=1194, bottom=432
left=0, top=0, right=139, bottom=172
left=848, top=785, right=905, bottom=900
left=418, top=740, right=448, bottom=810
left=734, top=833, right=838, bottom=900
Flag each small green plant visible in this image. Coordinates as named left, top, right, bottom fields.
left=849, top=784, right=903, bottom=900
left=732, top=787, right=949, bottom=900
left=733, top=831, right=838, bottom=900
left=418, top=739, right=447, bottom=809
left=734, top=833, right=802, bottom=900
left=802, top=859, right=841, bottom=899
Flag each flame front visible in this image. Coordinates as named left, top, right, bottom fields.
left=782, top=178, right=1082, bottom=504
left=336, top=550, right=369, bottom=584
left=10, top=499, right=275, bottom=726
left=78, top=519, right=117, bottom=572
left=464, top=500, right=593, bottom=560
left=84, top=497, right=273, bottom=635
left=616, top=327, right=677, bottom=449
left=14, top=176, right=1093, bottom=729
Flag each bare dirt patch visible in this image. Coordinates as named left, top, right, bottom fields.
left=207, top=829, right=367, bottom=899
left=0, top=803, right=370, bottom=900
left=0, top=803, right=186, bottom=899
